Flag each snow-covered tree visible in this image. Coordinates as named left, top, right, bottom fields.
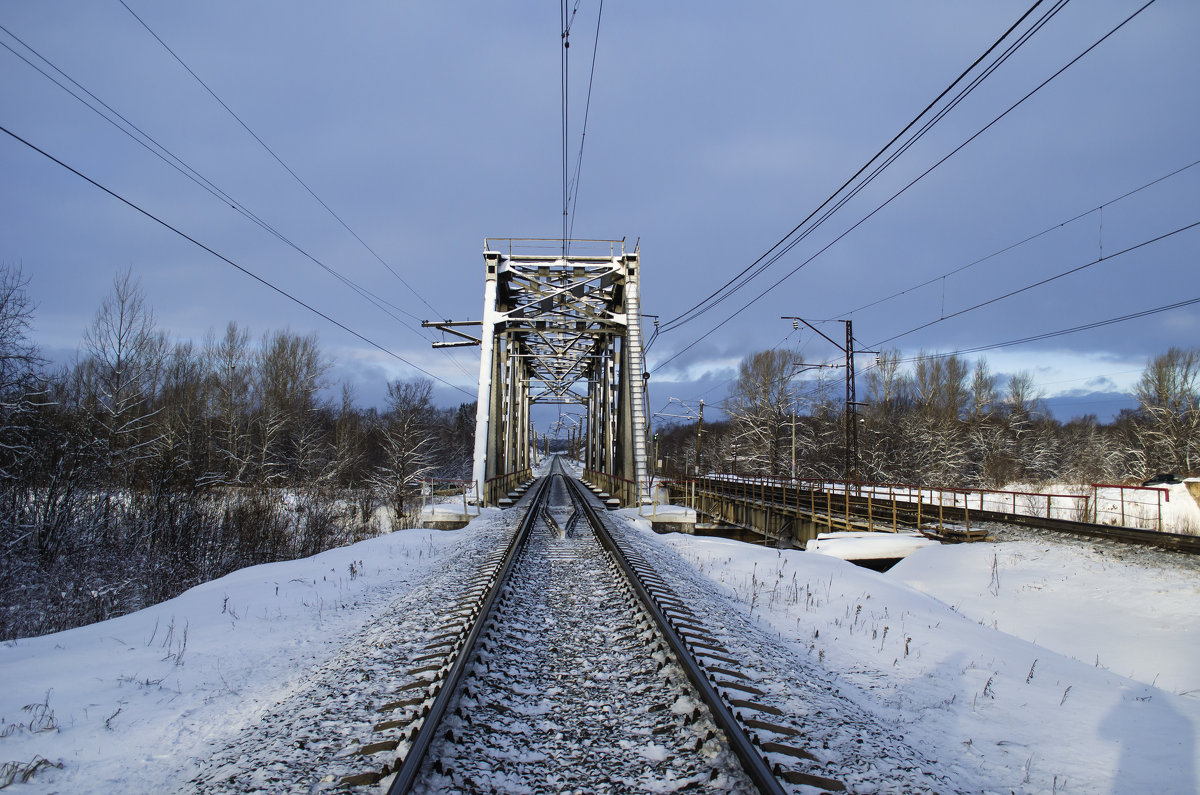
left=724, top=348, right=797, bottom=477
left=81, top=269, right=166, bottom=485
left=1135, top=347, right=1200, bottom=475
left=372, top=378, right=437, bottom=525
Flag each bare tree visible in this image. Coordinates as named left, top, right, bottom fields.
left=253, top=329, right=328, bottom=484
left=81, top=269, right=166, bottom=484
left=724, top=349, right=796, bottom=476
left=864, top=349, right=908, bottom=420
left=0, top=265, right=43, bottom=486
left=969, top=358, right=998, bottom=422
left=1136, top=347, right=1200, bottom=474
left=205, top=322, right=253, bottom=483
left=372, top=378, right=437, bottom=526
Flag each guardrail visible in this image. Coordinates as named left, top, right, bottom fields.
left=419, top=478, right=477, bottom=515
left=659, top=477, right=978, bottom=536
left=582, top=469, right=639, bottom=507
left=483, top=469, right=532, bottom=506
left=1088, top=482, right=1170, bottom=531
left=657, top=474, right=1172, bottom=535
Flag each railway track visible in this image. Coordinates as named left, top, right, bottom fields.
left=332, top=458, right=842, bottom=793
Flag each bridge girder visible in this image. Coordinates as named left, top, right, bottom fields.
left=471, top=239, right=648, bottom=505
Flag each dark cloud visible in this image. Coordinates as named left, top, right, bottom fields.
left=2, top=1, right=1195, bottom=431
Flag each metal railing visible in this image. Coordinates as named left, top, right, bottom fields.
left=582, top=468, right=638, bottom=507
left=657, top=473, right=1174, bottom=534
left=659, top=477, right=972, bottom=535
left=483, top=469, right=532, bottom=506
left=483, top=237, right=631, bottom=259
left=1088, top=482, right=1171, bottom=531
left=419, top=478, right=478, bottom=517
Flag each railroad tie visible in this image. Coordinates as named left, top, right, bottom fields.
left=742, top=717, right=801, bottom=737
left=729, top=698, right=784, bottom=716
left=776, top=767, right=846, bottom=791
left=693, top=649, right=742, bottom=667
left=715, top=678, right=767, bottom=697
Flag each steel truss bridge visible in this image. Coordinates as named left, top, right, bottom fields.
left=426, top=239, right=649, bottom=506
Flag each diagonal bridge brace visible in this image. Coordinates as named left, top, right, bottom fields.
left=422, top=239, right=649, bottom=506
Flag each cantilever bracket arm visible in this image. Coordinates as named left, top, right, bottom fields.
left=781, top=315, right=844, bottom=352
left=422, top=319, right=482, bottom=348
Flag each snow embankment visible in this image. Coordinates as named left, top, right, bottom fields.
left=639, top=519, right=1200, bottom=793
left=889, top=539, right=1200, bottom=698
left=0, top=524, right=471, bottom=791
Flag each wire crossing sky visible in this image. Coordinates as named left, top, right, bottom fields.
left=1, top=1, right=1196, bottom=420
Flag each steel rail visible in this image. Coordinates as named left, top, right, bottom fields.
left=387, top=474, right=550, bottom=794
left=971, top=509, right=1200, bottom=553
left=561, top=471, right=787, bottom=795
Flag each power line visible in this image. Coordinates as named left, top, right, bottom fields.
left=1, top=17, right=478, bottom=384
left=911, top=295, right=1200, bottom=361
left=566, top=0, right=605, bottom=251
left=671, top=0, right=1076, bottom=333
left=0, top=23, right=435, bottom=334
left=832, top=158, right=1200, bottom=320
left=0, top=122, right=474, bottom=398
left=650, top=0, right=1159, bottom=373
left=655, top=0, right=1061, bottom=336
left=870, top=218, right=1200, bottom=348
left=117, top=0, right=443, bottom=317
left=659, top=0, right=1077, bottom=336
left=560, top=1, right=571, bottom=251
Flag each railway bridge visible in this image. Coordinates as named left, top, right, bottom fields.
left=428, top=238, right=649, bottom=506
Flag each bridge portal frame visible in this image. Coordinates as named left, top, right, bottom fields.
left=470, top=239, right=648, bottom=506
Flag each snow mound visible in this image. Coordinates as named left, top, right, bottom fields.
left=805, top=530, right=938, bottom=560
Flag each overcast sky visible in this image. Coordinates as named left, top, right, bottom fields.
left=2, top=1, right=1197, bottom=428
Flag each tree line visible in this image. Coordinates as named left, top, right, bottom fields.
left=654, top=345, right=1199, bottom=489
left=0, top=266, right=474, bottom=640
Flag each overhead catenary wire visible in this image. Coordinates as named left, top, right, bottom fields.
left=0, top=24, right=433, bottom=334
left=650, top=0, right=1159, bottom=375
left=0, top=122, right=474, bottom=398
left=1, top=17, right=478, bottom=383
left=664, top=0, right=1077, bottom=335
left=830, top=157, right=1200, bottom=320
left=657, top=211, right=1198, bottom=416
left=565, top=0, right=605, bottom=253
left=655, top=0, right=1061, bottom=337
left=118, top=0, right=443, bottom=318
left=869, top=218, right=1200, bottom=348
left=893, top=295, right=1200, bottom=364
left=560, top=1, right=572, bottom=252
left=653, top=295, right=1191, bottom=424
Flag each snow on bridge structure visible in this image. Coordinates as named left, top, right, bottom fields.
left=425, top=239, right=649, bottom=506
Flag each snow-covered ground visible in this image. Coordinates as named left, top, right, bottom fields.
left=634, top=514, right=1200, bottom=793
left=2, top=501, right=1198, bottom=792
left=805, top=530, right=938, bottom=561
left=0, top=523, right=475, bottom=791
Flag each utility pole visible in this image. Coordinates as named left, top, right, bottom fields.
left=695, top=399, right=704, bottom=477
left=791, top=403, right=796, bottom=481
left=845, top=319, right=857, bottom=484
left=782, top=316, right=869, bottom=483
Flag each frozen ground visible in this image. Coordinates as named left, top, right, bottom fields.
left=0, top=523, right=475, bottom=792
left=1, top=499, right=1198, bottom=792
left=631, top=513, right=1200, bottom=793
left=805, top=530, right=938, bottom=561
